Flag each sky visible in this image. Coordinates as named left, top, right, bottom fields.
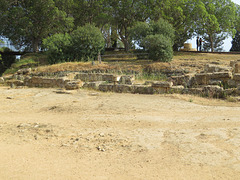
left=189, top=0, right=240, bottom=51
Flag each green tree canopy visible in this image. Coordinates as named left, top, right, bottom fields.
left=193, top=0, right=236, bottom=52
left=0, top=0, right=74, bottom=52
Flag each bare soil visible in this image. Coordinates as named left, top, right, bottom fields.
left=0, top=86, right=240, bottom=180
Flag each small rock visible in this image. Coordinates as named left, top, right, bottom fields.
left=99, top=133, right=105, bottom=137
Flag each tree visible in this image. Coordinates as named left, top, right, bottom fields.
left=230, top=30, right=240, bottom=51
left=202, top=33, right=225, bottom=52
left=193, top=0, right=236, bottom=52
left=130, top=19, right=175, bottom=49
left=150, top=0, right=196, bottom=51
left=0, top=0, right=74, bottom=52
left=106, top=0, right=152, bottom=51
left=130, top=19, right=175, bottom=62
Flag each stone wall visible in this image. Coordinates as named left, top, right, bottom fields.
left=2, top=60, right=240, bottom=99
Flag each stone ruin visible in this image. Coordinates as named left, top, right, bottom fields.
left=1, top=60, right=240, bottom=100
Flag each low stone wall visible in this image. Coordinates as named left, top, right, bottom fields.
left=2, top=60, right=240, bottom=100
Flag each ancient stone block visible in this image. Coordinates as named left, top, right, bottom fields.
left=65, top=81, right=83, bottom=90
left=233, top=74, right=240, bottom=81
left=235, top=62, right=240, bottom=73
left=83, top=81, right=105, bottom=90
left=99, top=84, right=114, bottom=92
left=119, top=75, right=135, bottom=85
left=171, top=74, right=195, bottom=87
left=210, top=72, right=232, bottom=80
left=0, top=77, right=4, bottom=83
left=202, top=85, right=224, bottom=98
left=194, top=73, right=211, bottom=85
left=17, top=68, right=31, bottom=75
left=152, top=81, right=173, bottom=88
left=170, top=86, right=184, bottom=93
left=133, top=85, right=153, bottom=94
left=114, top=84, right=134, bottom=93
left=204, top=64, right=231, bottom=73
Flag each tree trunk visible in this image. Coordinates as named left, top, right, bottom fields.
left=209, top=34, right=214, bottom=52
left=119, top=27, right=129, bottom=52
left=32, top=38, right=39, bottom=52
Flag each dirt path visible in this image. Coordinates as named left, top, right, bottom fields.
left=0, top=86, right=240, bottom=180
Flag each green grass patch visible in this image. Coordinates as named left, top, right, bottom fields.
left=135, top=73, right=167, bottom=81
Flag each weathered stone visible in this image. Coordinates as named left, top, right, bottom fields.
left=233, top=74, right=240, bottom=81
left=194, top=73, right=211, bottom=85
left=133, top=85, right=153, bottom=94
left=235, top=62, right=240, bottom=73
left=99, top=84, right=114, bottom=92
left=210, top=72, right=232, bottom=80
left=17, top=68, right=31, bottom=75
left=182, top=88, right=203, bottom=95
left=152, top=81, right=173, bottom=88
left=83, top=81, right=104, bottom=90
left=114, top=84, right=134, bottom=93
left=65, top=81, right=83, bottom=90
left=204, top=64, right=231, bottom=73
left=170, top=86, right=184, bottom=93
left=6, top=80, right=24, bottom=87
left=119, top=75, right=135, bottom=85
left=228, top=79, right=237, bottom=88
left=202, top=85, right=224, bottom=98
left=171, top=74, right=195, bottom=87
left=209, top=79, right=222, bottom=85
left=0, top=77, right=4, bottom=83
left=75, top=73, right=119, bottom=83
left=224, top=88, right=237, bottom=96
left=66, top=73, right=78, bottom=80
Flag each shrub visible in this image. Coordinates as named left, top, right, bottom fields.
left=43, top=24, right=105, bottom=64
left=144, top=34, right=173, bottom=62
left=42, top=33, right=71, bottom=64
left=71, top=24, right=105, bottom=61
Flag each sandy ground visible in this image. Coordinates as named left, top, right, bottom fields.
left=0, top=86, right=240, bottom=180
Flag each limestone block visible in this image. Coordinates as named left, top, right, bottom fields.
left=233, top=74, right=240, bottom=81
left=171, top=74, right=195, bottom=87
left=31, top=76, right=43, bottom=84
left=66, top=73, right=78, bottom=80
left=6, top=80, right=24, bottom=87
left=194, top=73, right=211, bottom=85
left=42, top=78, right=53, bottom=84
left=56, top=78, right=66, bottom=88
left=65, top=81, right=83, bottom=90
left=224, top=88, right=237, bottom=96
left=209, top=79, right=222, bottom=85
left=114, top=84, right=133, bottom=93
left=0, top=77, right=4, bottom=83
left=228, top=79, right=237, bottom=88
left=133, top=85, right=153, bottom=94
left=17, top=68, right=31, bottom=75
left=183, top=88, right=203, bottom=95
left=83, top=81, right=104, bottom=90
left=210, top=72, right=232, bottom=80
left=152, top=81, right=173, bottom=88
left=99, top=84, right=114, bottom=92
left=170, top=86, right=184, bottom=93
left=235, top=62, right=240, bottom=73
left=203, top=85, right=224, bottom=98
left=204, top=64, right=231, bottom=73
left=119, top=75, right=135, bottom=85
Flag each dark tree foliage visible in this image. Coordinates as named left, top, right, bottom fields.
left=230, top=31, right=240, bottom=52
